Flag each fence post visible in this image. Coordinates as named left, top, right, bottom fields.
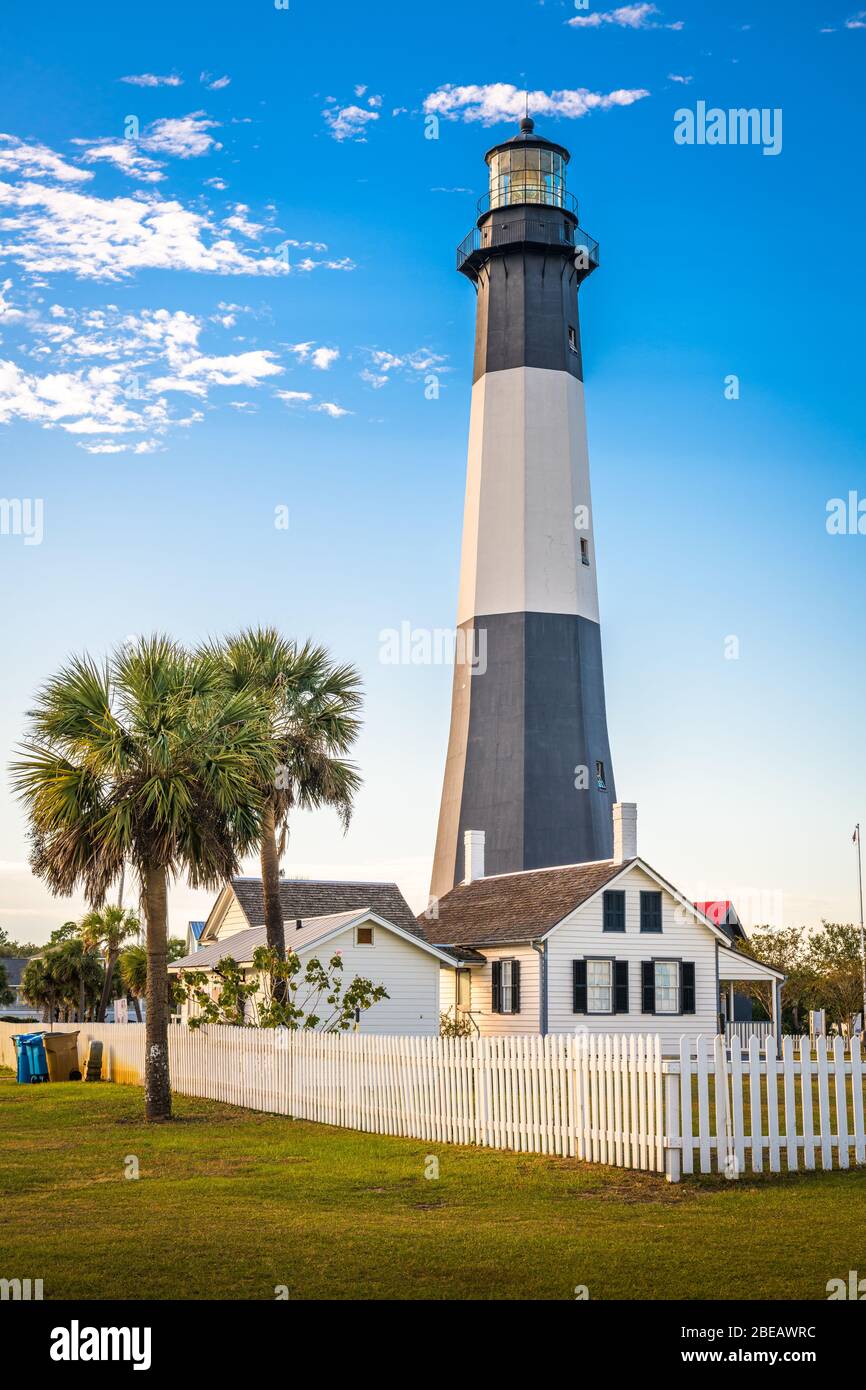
left=663, top=1063, right=681, bottom=1184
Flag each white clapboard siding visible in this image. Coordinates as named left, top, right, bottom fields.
left=545, top=862, right=719, bottom=1048
left=4, top=1024, right=864, bottom=1186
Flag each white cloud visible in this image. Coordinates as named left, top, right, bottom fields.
left=0, top=358, right=166, bottom=434
left=354, top=84, right=368, bottom=97
left=846, top=9, right=866, bottom=26
left=0, top=278, right=25, bottom=323
left=311, top=346, right=339, bottom=370
left=0, top=134, right=92, bottom=183
left=142, top=111, right=221, bottom=159
left=276, top=389, right=350, bottom=417
left=222, top=203, right=264, bottom=239
left=149, top=348, right=282, bottom=395
left=423, top=83, right=650, bottom=125
left=668, top=73, right=693, bottom=84
left=204, top=176, right=228, bottom=190
left=70, top=138, right=166, bottom=183
left=31, top=306, right=202, bottom=364
left=119, top=73, right=183, bottom=88
left=275, top=389, right=313, bottom=405
left=0, top=179, right=292, bottom=280
left=288, top=341, right=340, bottom=370
left=360, top=346, right=448, bottom=388
left=0, top=299, right=285, bottom=444
left=567, top=3, right=682, bottom=28
left=201, top=72, right=231, bottom=90
left=323, top=103, right=380, bottom=142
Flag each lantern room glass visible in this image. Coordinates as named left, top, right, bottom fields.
left=488, top=147, right=565, bottom=209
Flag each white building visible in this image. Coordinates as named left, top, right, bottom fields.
left=423, top=805, right=783, bottom=1052
left=169, top=877, right=456, bottom=1035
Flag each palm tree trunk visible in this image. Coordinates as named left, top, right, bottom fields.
left=260, top=798, right=287, bottom=1002
left=79, top=977, right=86, bottom=1023
left=131, top=994, right=142, bottom=1023
left=96, top=950, right=118, bottom=1023
left=143, top=863, right=172, bottom=1121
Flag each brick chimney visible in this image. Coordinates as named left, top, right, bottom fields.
left=463, top=830, right=486, bottom=884
left=612, top=803, right=637, bottom=864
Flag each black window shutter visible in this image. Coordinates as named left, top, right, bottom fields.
left=681, top=962, right=696, bottom=1014
left=641, top=961, right=656, bottom=1014
left=573, top=960, right=587, bottom=1014
left=640, top=891, right=662, bottom=933
left=614, top=961, right=629, bottom=1014
left=603, top=890, right=625, bottom=932
left=511, top=960, right=521, bottom=1014
left=491, top=960, right=502, bottom=1014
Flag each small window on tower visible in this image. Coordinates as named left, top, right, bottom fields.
left=568, top=325, right=578, bottom=353
left=580, top=537, right=590, bottom=566
left=596, top=760, right=607, bottom=791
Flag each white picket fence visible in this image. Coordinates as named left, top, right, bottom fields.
left=671, top=1033, right=866, bottom=1181
left=3, top=1024, right=864, bottom=1184
left=725, top=1021, right=774, bottom=1046
left=0, top=1023, right=666, bottom=1173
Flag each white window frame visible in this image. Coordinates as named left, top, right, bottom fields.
left=654, top=959, right=680, bottom=1015
left=500, top=958, right=518, bottom=1015
left=586, top=957, right=614, bottom=1016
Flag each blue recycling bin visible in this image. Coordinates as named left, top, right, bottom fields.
left=18, top=1032, right=48, bottom=1083
left=12, top=1032, right=46, bottom=1084
left=11, top=1034, right=32, bottom=1083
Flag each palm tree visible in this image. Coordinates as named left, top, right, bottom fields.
left=21, top=954, right=61, bottom=1023
left=207, top=629, right=362, bottom=991
left=119, top=944, right=147, bottom=1022
left=51, top=936, right=103, bottom=1021
left=81, top=905, right=141, bottom=1022
left=11, top=635, right=275, bottom=1120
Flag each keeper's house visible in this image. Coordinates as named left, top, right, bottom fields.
left=421, top=804, right=783, bottom=1052
left=169, top=876, right=457, bottom=1035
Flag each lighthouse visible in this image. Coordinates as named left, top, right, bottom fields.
left=430, top=117, right=616, bottom=899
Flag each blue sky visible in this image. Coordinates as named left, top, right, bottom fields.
left=1, top=0, right=865, bottom=942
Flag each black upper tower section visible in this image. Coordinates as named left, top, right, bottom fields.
left=456, top=118, right=600, bottom=385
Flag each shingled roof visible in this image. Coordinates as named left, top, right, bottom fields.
left=418, top=859, right=631, bottom=947
left=229, top=876, right=424, bottom=940
left=170, top=910, right=365, bottom=973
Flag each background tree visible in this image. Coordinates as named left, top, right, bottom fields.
left=0, top=960, right=14, bottom=1009
left=739, top=925, right=818, bottom=1032
left=50, top=935, right=103, bottom=1021
left=119, top=944, right=147, bottom=1021
left=81, top=905, right=140, bottom=1022
left=207, top=629, right=362, bottom=993
left=21, top=954, right=61, bottom=1023
left=176, top=945, right=388, bottom=1031
left=12, top=636, right=275, bottom=1121
left=806, top=922, right=864, bottom=1032
left=0, top=926, right=40, bottom=957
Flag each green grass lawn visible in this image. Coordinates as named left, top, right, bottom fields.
left=3, top=1068, right=866, bottom=1301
